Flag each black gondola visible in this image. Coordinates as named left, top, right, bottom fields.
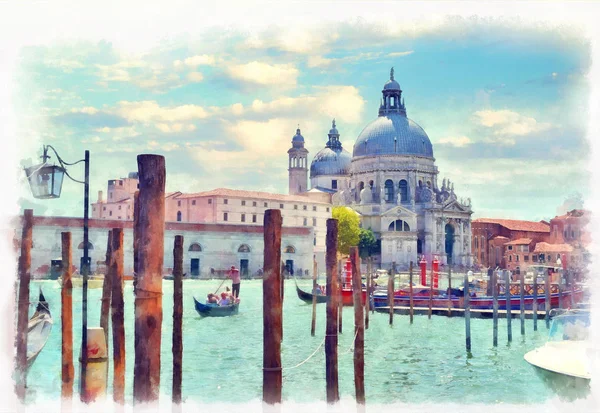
left=27, top=289, right=53, bottom=369
left=294, top=279, right=328, bottom=304
left=193, top=297, right=239, bottom=317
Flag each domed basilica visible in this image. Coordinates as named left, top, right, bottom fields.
left=288, top=68, right=473, bottom=267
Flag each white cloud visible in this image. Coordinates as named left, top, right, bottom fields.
left=174, top=54, right=216, bottom=68
left=387, top=51, right=414, bottom=57
left=155, top=123, right=196, bottom=133
left=81, top=136, right=103, bottom=143
left=225, top=61, right=299, bottom=87
left=72, top=106, right=98, bottom=114
left=186, top=71, right=204, bottom=82
left=438, top=135, right=471, bottom=147
left=307, top=55, right=335, bottom=68
left=115, top=100, right=209, bottom=123
left=473, top=109, right=552, bottom=136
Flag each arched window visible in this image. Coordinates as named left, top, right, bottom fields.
left=474, top=237, right=479, bottom=249
left=238, top=244, right=251, bottom=253
left=368, top=180, right=374, bottom=188
left=384, top=179, right=394, bottom=203
left=358, top=182, right=364, bottom=192
left=188, top=243, right=202, bottom=252
left=284, top=245, right=295, bottom=253
left=78, top=241, right=94, bottom=250
left=177, top=211, right=182, bottom=222
left=388, top=219, right=410, bottom=232
left=398, top=180, right=408, bottom=202
left=426, top=181, right=431, bottom=188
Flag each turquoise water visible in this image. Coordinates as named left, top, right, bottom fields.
left=25, top=279, right=558, bottom=405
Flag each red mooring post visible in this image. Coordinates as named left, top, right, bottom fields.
left=419, top=256, right=427, bottom=286
left=61, top=231, right=74, bottom=401
left=133, top=155, right=166, bottom=404
left=325, top=219, right=340, bottom=403
left=172, top=235, right=184, bottom=407
left=100, top=230, right=113, bottom=359
left=350, top=247, right=365, bottom=405
left=15, top=209, right=33, bottom=402
left=432, top=257, right=439, bottom=289
left=263, top=210, right=283, bottom=406
left=110, top=228, right=125, bottom=405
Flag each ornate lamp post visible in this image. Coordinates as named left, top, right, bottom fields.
left=24, top=145, right=90, bottom=401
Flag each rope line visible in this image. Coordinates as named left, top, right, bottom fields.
left=282, top=337, right=325, bottom=371
left=342, top=328, right=360, bottom=354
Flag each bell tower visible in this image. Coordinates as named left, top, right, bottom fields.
left=288, top=126, right=309, bottom=195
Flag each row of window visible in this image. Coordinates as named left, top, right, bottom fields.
left=221, top=212, right=318, bottom=227
left=507, top=245, right=529, bottom=252
left=176, top=198, right=328, bottom=212
left=94, top=205, right=130, bottom=212
left=507, top=253, right=562, bottom=263
left=187, top=243, right=296, bottom=254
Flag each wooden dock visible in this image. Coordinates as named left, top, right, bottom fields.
left=374, top=306, right=546, bottom=319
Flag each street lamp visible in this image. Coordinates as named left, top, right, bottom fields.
left=24, top=144, right=90, bottom=401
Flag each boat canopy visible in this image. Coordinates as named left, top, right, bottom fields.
left=548, top=311, right=590, bottom=342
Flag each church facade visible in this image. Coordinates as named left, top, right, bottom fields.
left=293, top=68, right=474, bottom=268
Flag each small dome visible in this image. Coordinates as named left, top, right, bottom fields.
left=310, top=147, right=352, bottom=178
left=292, top=128, right=304, bottom=142
left=383, top=79, right=401, bottom=90
left=359, top=186, right=373, bottom=204
left=329, top=119, right=339, bottom=136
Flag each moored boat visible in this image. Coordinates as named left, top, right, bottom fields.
left=193, top=297, right=239, bottom=317
left=27, top=289, right=53, bottom=369
left=57, top=274, right=105, bottom=289
left=295, top=281, right=328, bottom=304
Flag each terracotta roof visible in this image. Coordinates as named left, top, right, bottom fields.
left=473, top=218, right=550, bottom=232
left=172, top=188, right=331, bottom=205
left=504, top=238, right=532, bottom=245
left=553, top=209, right=590, bottom=221
left=533, top=242, right=573, bottom=253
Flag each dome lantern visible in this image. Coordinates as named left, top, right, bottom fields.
left=379, top=67, right=406, bottom=117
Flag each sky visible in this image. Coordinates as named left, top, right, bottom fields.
left=6, top=3, right=595, bottom=223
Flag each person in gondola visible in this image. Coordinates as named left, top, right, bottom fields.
left=206, top=293, right=219, bottom=305
left=314, top=284, right=323, bottom=295
left=219, top=291, right=231, bottom=306
left=228, top=265, right=241, bottom=298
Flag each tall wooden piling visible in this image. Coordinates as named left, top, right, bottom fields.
left=110, top=228, right=125, bottom=404
left=567, top=270, right=573, bottom=308
left=133, top=155, right=166, bottom=404
left=263, top=210, right=283, bottom=405
left=428, top=265, right=433, bottom=319
left=370, top=258, right=375, bottom=315
left=364, top=257, right=370, bottom=330
left=388, top=264, right=394, bottom=325
left=311, top=258, right=317, bottom=337
left=492, top=270, right=498, bottom=347
left=349, top=247, right=365, bottom=405
left=464, top=271, right=471, bottom=353
left=61, top=231, right=74, bottom=400
left=447, top=266, right=453, bottom=317
left=172, top=235, right=184, bottom=406
left=505, top=270, right=512, bottom=343
left=558, top=271, right=563, bottom=309
left=338, top=260, right=343, bottom=334
left=520, top=269, right=525, bottom=336
left=325, top=219, right=339, bottom=404
left=545, top=270, right=550, bottom=329
left=100, top=230, right=113, bottom=356
left=533, top=272, right=538, bottom=331
left=409, top=261, right=414, bottom=324
left=15, top=209, right=33, bottom=401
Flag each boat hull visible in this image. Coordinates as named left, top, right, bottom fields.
left=193, top=297, right=239, bottom=317
left=295, top=285, right=328, bottom=304
left=57, top=277, right=105, bottom=289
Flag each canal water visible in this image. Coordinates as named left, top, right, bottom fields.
left=25, top=279, right=566, bottom=405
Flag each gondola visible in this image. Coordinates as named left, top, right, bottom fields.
left=193, top=297, right=239, bottom=317
left=294, top=280, right=328, bottom=304
left=27, top=289, right=53, bottom=369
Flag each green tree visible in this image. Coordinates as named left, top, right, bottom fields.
left=358, top=228, right=377, bottom=258
left=332, top=206, right=360, bottom=256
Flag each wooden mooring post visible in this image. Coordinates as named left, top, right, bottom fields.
left=388, top=262, right=395, bottom=325
left=350, top=247, right=365, bottom=405
left=61, top=231, right=74, bottom=400
left=110, top=228, right=125, bottom=404
left=505, top=270, right=512, bottom=343
left=492, top=270, right=498, bottom=347
left=325, top=219, right=339, bottom=404
left=428, top=265, right=433, bottom=320
left=100, top=230, right=113, bottom=359
left=545, top=270, right=550, bottom=329
left=447, top=266, right=452, bottom=317
left=520, top=270, right=525, bottom=336
left=370, top=257, right=375, bottom=315
left=464, top=271, right=471, bottom=353
left=15, top=209, right=33, bottom=401
left=263, top=210, right=283, bottom=405
left=133, top=154, right=166, bottom=404
left=558, top=271, right=563, bottom=310
left=338, top=260, right=343, bottom=334
left=533, top=272, right=538, bottom=331
left=409, top=261, right=414, bottom=324
left=364, top=257, right=370, bottom=330
left=311, top=258, right=317, bottom=337
left=172, top=235, right=184, bottom=406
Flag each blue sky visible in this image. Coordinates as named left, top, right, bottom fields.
left=13, top=15, right=591, bottom=221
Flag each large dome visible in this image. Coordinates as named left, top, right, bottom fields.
left=310, top=147, right=352, bottom=177
left=353, top=112, right=433, bottom=158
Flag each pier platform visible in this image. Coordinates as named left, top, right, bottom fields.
left=374, top=306, right=549, bottom=319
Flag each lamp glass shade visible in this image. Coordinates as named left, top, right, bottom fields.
left=24, top=163, right=65, bottom=199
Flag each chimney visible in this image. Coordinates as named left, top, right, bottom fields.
left=98, top=190, right=103, bottom=203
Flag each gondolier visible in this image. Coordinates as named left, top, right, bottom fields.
left=228, top=265, right=241, bottom=298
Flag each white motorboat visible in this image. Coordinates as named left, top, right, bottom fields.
left=524, top=309, right=592, bottom=400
